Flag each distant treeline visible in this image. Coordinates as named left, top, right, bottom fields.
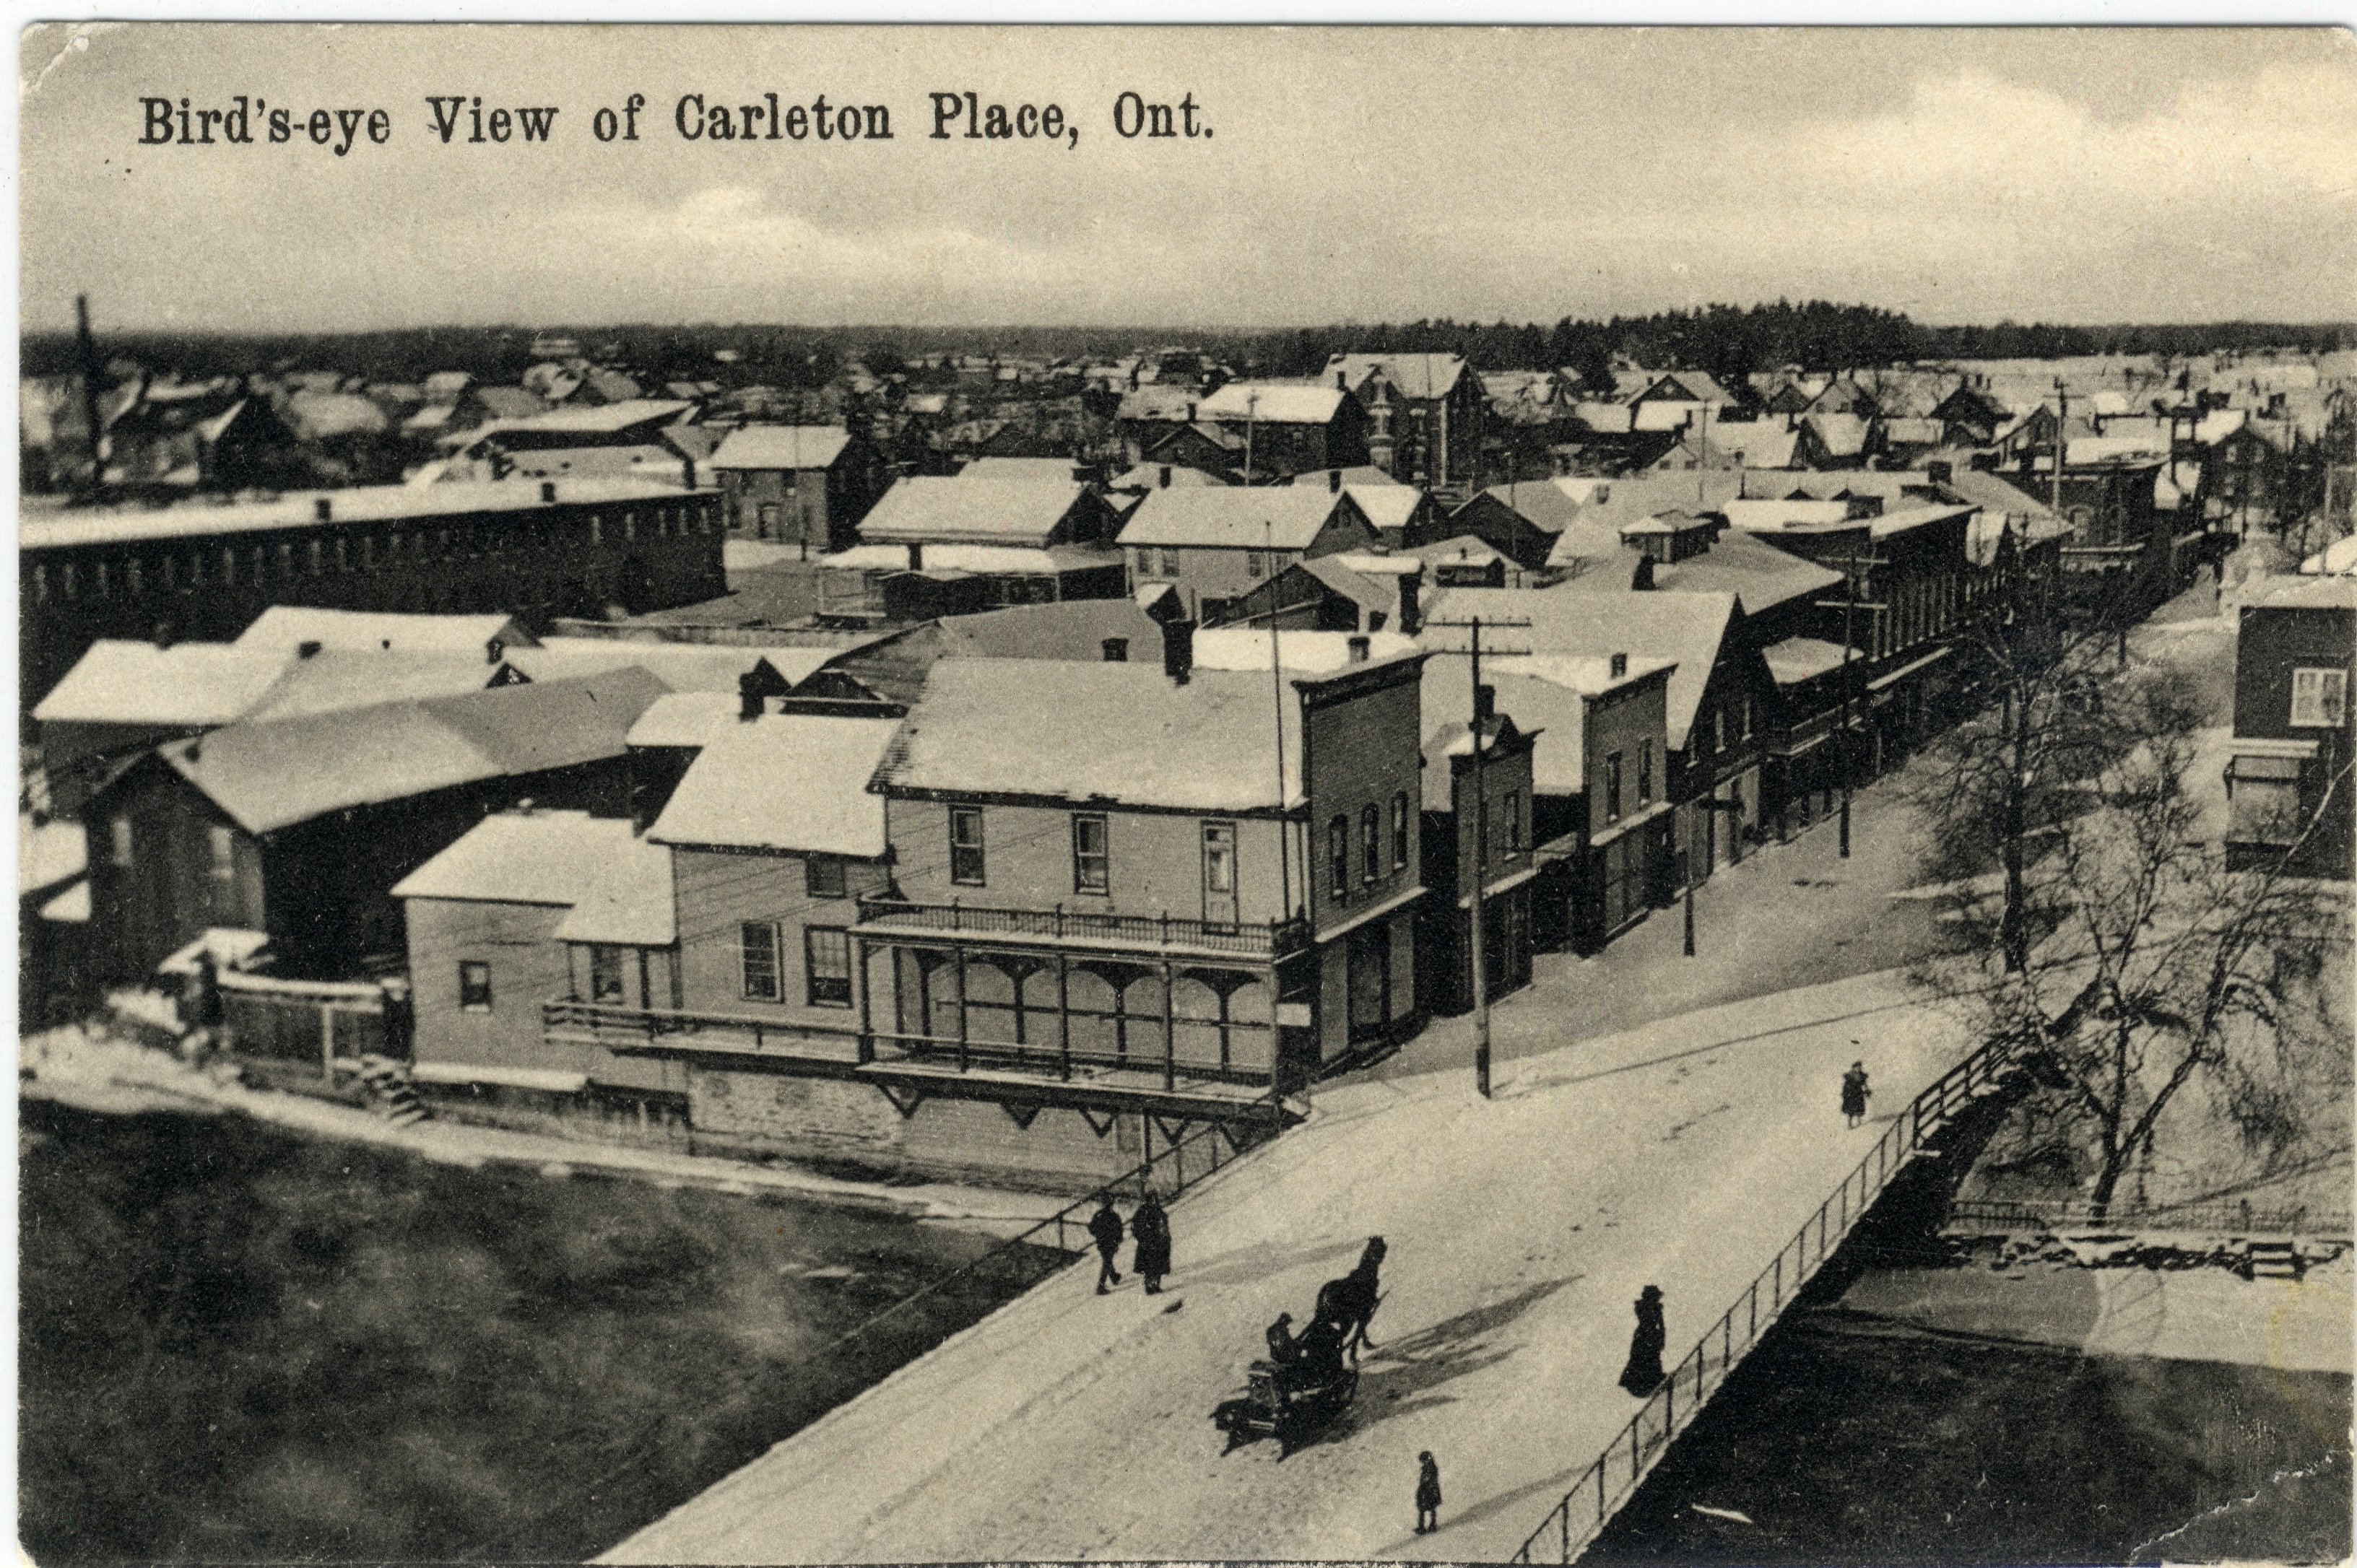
left=24, top=303, right=2354, bottom=391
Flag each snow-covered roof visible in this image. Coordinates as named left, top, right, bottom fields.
left=32, top=640, right=292, bottom=726
left=880, top=658, right=1309, bottom=813
left=626, top=691, right=747, bottom=750
left=1192, top=627, right=1419, bottom=673
left=961, top=456, right=1084, bottom=483
left=1761, top=636, right=1854, bottom=687
left=1195, top=382, right=1347, bottom=425
left=646, top=715, right=901, bottom=856
left=393, top=809, right=639, bottom=907
left=505, top=639, right=838, bottom=694
left=1118, top=487, right=1351, bottom=552
left=1341, top=485, right=1424, bottom=538
left=1325, top=353, right=1468, bottom=401
left=858, top=476, right=1088, bottom=546
left=235, top=606, right=521, bottom=656
left=554, top=835, right=680, bottom=946
left=702, top=422, right=853, bottom=471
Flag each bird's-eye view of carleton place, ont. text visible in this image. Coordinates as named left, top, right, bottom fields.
left=13, top=22, right=2357, bottom=1568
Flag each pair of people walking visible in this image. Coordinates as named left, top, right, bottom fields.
left=1087, top=1191, right=1172, bottom=1295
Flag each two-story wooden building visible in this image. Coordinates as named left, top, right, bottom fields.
left=1191, top=382, right=1369, bottom=480
left=1414, top=665, right=1539, bottom=1011
left=2226, top=575, right=2355, bottom=879
left=705, top=424, right=891, bottom=555
left=1117, top=484, right=1384, bottom=623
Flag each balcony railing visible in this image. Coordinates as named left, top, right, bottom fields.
left=542, top=999, right=865, bottom=1061
left=854, top=896, right=1310, bottom=959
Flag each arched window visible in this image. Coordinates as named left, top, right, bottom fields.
left=1391, top=791, right=1410, bottom=870
left=1328, top=814, right=1349, bottom=900
left=1360, top=803, right=1381, bottom=884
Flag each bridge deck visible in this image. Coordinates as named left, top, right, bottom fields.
left=605, top=967, right=1981, bottom=1565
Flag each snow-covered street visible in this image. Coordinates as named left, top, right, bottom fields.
left=607, top=966, right=1981, bottom=1564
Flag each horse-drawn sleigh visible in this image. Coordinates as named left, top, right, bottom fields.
left=1212, top=1237, right=1385, bottom=1454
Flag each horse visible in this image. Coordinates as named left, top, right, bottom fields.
left=1313, top=1235, right=1386, bottom=1362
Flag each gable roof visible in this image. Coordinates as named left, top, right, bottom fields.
left=626, top=691, right=749, bottom=750
left=1636, top=526, right=1844, bottom=611
left=1195, top=382, right=1348, bottom=425
left=962, top=456, right=1085, bottom=483
left=393, top=809, right=642, bottom=907
left=1426, top=585, right=1737, bottom=752
left=858, top=476, right=1089, bottom=546
left=238, top=652, right=521, bottom=723
left=32, top=640, right=295, bottom=727
left=234, top=606, right=524, bottom=656
left=155, top=668, right=667, bottom=835
left=1117, top=485, right=1354, bottom=552
left=704, top=424, right=853, bottom=471
left=646, top=715, right=901, bottom=856
left=1802, top=411, right=1870, bottom=458
left=1325, top=353, right=1470, bottom=401
left=1193, top=627, right=1420, bottom=672
left=1342, top=484, right=1425, bottom=538
left=878, top=658, right=1310, bottom=812
left=504, top=639, right=841, bottom=694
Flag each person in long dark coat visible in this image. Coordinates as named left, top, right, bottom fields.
left=1130, top=1190, right=1172, bottom=1294
left=1415, top=1451, right=1443, bottom=1535
left=1841, top=1060, right=1871, bottom=1128
left=1618, top=1285, right=1666, bottom=1395
left=1087, top=1196, right=1124, bottom=1295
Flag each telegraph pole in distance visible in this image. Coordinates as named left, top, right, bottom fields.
left=1426, top=611, right=1532, bottom=1099
left=1839, top=541, right=1858, bottom=858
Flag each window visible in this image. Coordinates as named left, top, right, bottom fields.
left=1391, top=791, right=1410, bottom=870
left=804, top=855, right=848, bottom=899
left=1505, top=790, right=1523, bottom=854
left=1246, top=551, right=1266, bottom=580
left=2291, top=668, right=2348, bottom=728
left=108, top=816, right=133, bottom=868
left=804, top=928, right=852, bottom=1007
left=31, top=564, right=46, bottom=604
left=1360, top=804, right=1381, bottom=884
left=459, top=961, right=493, bottom=1012
left=1072, top=813, right=1111, bottom=894
left=1638, top=741, right=1654, bottom=807
left=950, top=806, right=986, bottom=886
left=207, top=825, right=235, bottom=884
left=1714, top=707, right=1727, bottom=754
left=589, top=945, right=627, bottom=1004
left=275, top=541, right=294, bottom=578
left=1741, top=696, right=1754, bottom=742
left=740, top=921, right=782, bottom=1002
left=1161, top=548, right=1181, bottom=578
left=758, top=502, right=781, bottom=539
left=1202, top=821, right=1236, bottom=893
left=1329, top=814, right=1350, bottom=899
left=1605, top=752, right=1624, bottom=824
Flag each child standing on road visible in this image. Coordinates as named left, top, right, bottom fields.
left=1415, top=1451, right=1442, bottom=1535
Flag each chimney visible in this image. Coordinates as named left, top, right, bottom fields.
left=1186, top=401, right=1197, bottom=422
left=1474, top=683, right=1495, bottom=721
left=1335, top=370, right=1347, bottom=391
left=539, top=480, right=557, bottom=504
left=682, top=455, right=696, bottom=490
left=1328, top=467, right=1342, bottom=494
left=1398, top=574, right=1421, bottom=635
left=313, top=497, right=332, bottom=523
left=1347, top=634, right=1371, bottom=663
left=1102, top=637, right=1129, bottom=662
left=297, top=640, right=323, bottom=659
left=738, top=669, right=764, bottom=722
left=1610, top=651, right=1628, bottom=679
left=1159, top=465, right=1172, bottom=489
left=1161, top=617, right=1194, bottom=685
left=908, top=541, right=924, bottom=572
left=1927, top=460, right=1953, bottom=487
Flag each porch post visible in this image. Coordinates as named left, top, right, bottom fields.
left=1056, top=954, right=1072, bottom=1081
left=954, top=946, right=969, bottom=1073
left=854, top=936, right=874, bottom=1063
left=1161, top=959, right=1177, bottom=1092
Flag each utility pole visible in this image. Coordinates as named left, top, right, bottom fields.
left=1267, top=519, right=1293, bottom=921
left=1244, top=391, right=1259, bottom=487
left=2049, top=378, right=2067, bottom=524
left=1425, top=613, right=1532, bottom=1099
left=1839, top=541, right=1859, bottom=859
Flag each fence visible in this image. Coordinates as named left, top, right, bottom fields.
left=1945, top=1195, right=2354, bottom=1241
left=1511, top=1035, right=2023, bottom=1565
left=217, top=972, right=392, bottom=1076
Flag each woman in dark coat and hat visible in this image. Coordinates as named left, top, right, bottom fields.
left=1618, top=1285, right=1666, bottom=1395
left=1130, top=1190, right=1172, bottom=1294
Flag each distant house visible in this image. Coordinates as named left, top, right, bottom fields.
left=1118, top=484, right=1384, bottom=622
left=1795, top=411, right=1872, bottom=470
left=1193, top=382, right=1368, bottom=480
left=820, top=476, right=1129, bottom=614
left=2226, top=577, right=2354, bottom=879
left=80, top=668, right=667, bottom=984
left=1210, top=553, right=1425, bottom=637
left=1431, top=486, right=1572, bottom=570
left=1140, top=421, right=1248, bottom=482
left=1324, top=354, right=1485, bottom=492
left=705, top=424, right=890, bottom=554
left=1931, top=383, right=2015, bottom=447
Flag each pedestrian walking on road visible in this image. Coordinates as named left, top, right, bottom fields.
left=1841, top=1060, right=1872, bottom=1128
left=1415, top=1451, right=1443, bottom=1534
left=1131, top=1190, right=1172, bottom=1294
left=1618, top=1285, right=1666, bottom=1396
left=1088, top=1195, right=1125, bottom=1294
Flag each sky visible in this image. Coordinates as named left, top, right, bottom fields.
left=18, top=25, right=2357, bottom=334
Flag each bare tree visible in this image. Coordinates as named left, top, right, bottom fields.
left=1915, top=653, right=2353, bottom=1217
